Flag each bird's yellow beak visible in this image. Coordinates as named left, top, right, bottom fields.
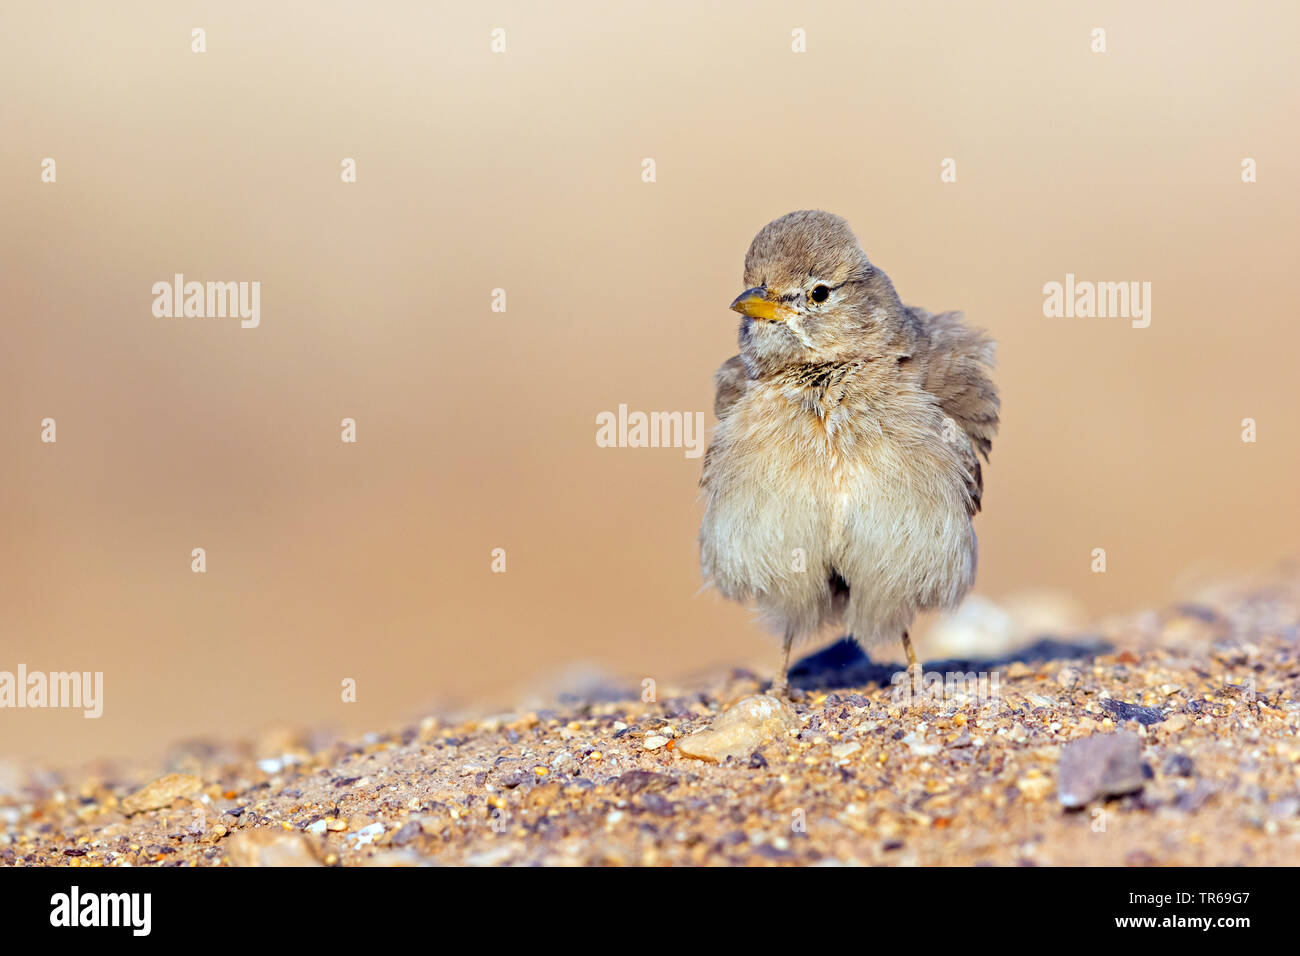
left=729, top=287, right=791, bottom=322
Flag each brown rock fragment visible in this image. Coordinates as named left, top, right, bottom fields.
left=121, top=773, right=202, bottom=815
left=225, top=827, right=323, bottom=867
left=677, top=695, right=799, bottom=763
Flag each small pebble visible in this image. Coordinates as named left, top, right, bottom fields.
left=121, top=774, right=202, bottom=815
left=225, top=828, right=322, bottom=867
left=1058, top=732, right=1146, bottom=808
left=677, top=696, right=800, bottom=763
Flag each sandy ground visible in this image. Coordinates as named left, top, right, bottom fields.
left=3, top=571, right=1299, bottom=867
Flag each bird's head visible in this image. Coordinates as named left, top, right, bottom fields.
left=729, top=210, right=905, bottom=373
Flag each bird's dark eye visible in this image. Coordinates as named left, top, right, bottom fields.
left=810, top=285, right=830, bottom=303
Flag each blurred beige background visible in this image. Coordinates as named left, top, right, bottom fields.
left=2, top=1, right=1298, bottom=765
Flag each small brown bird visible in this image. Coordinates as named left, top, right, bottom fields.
left=699, top=210, right=999, bottom=696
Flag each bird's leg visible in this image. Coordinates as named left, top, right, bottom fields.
left=769, top=629, right=795, bottom=699
left=901, top=630, right=921, bottom=691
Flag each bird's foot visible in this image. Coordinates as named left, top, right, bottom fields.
left=905, top=662, right=923, bottom=693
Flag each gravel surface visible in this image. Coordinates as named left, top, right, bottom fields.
left=4, top=572, right=1300, bottom=866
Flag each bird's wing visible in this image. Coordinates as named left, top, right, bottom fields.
left=909, top=308, right=1000, bottom=513
left=700, top=355, right=747, bottom=491
left=711, top=354, right=748, bottom=420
